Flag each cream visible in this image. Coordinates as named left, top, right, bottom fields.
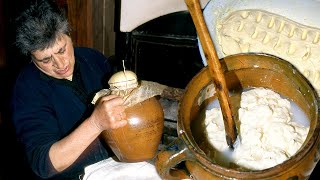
left=204, top=88, right=309, bottom=170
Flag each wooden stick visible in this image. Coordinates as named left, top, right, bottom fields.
left=185, top=0, right=237, bottom=148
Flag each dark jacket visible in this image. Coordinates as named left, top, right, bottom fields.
left=11, top=47, right=113, bottom=179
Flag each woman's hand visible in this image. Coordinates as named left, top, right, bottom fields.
left=89, top=94, right=127, bottom=131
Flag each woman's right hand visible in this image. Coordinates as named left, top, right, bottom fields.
left=88, top=94, right=128, bottom=131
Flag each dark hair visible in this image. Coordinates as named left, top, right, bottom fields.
left=15, top=0, right=70, bottom=56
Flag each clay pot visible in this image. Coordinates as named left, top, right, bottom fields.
left=155, top=54, right=320, bottom=179
left=102, top=96, right=164, bottom=162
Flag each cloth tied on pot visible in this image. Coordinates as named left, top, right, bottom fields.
left=91, top=80, right=167, bottom=107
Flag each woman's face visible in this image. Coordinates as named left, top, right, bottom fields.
left=31, top=34, right=75, bottom=80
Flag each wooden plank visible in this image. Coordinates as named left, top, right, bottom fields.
left=66, top=0, right=93, bottom=47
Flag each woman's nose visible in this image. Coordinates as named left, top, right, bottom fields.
left=52, top=56, right=65, bottom=69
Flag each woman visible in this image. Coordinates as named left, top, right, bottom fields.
left=11, top=0, right=127, bottom=179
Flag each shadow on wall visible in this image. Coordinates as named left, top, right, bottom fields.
left=0, top=67, right=36, bottom=180
left=0, top=0, right=35, bottom=176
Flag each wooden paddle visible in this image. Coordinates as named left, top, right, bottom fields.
left=185, top=0, right=237, bottom=148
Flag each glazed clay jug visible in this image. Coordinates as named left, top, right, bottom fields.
left=102, top=96, right=164, bottom=162
left=95, top=70, right=165, bottom=162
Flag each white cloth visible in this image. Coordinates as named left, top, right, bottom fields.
left=82, top=157, right=162, bottom=180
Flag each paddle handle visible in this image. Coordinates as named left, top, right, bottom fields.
left=185, top=0, right=237, bottom=147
